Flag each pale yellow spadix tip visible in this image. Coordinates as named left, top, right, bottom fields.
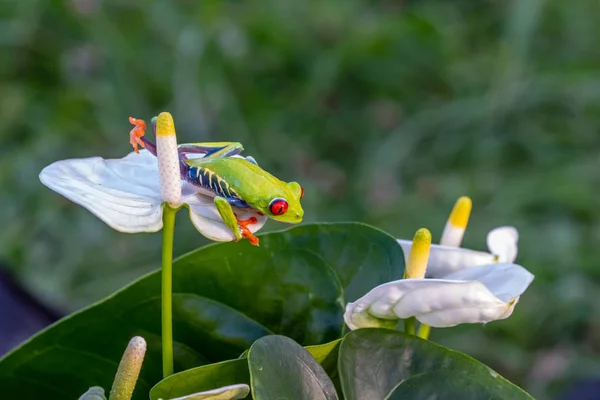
left=404, top=228, right=431, bottom=279
left=156, top=112, right=176, bottom=136
left=448, top=196, right=472, bottom=229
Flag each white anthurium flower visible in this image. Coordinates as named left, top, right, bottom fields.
left=398, top=226, right=519, bottom=277
left=397, top=197, right=519, bottom=277
left=39, top=112, right=267, bottom=242
left=344, top=261, right=534, bottom=329
left=344, top=197, right=534, bottom=330
left=163, top=384, right=250, bottom=400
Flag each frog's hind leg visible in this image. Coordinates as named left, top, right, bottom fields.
left=180, top=144, right=259, bottom=166
left=178, top=142, right=244, bottom=159
left=214, top=196, right=259, bottom=246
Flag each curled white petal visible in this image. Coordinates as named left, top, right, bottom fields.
left=39, top=150, right=164, bottom=233
left=166, top=384, right=250, bottom=399
left=398, top=225, right=520, bottom=277
left=442, top=263, right=534, bottom=302
left=398, top=240, right=495, bottom=278
left=344, top=263, right=534, bottom=328
left=342, top=306, right=398, bottom=331
left=487, top=226, right=519, bottom=262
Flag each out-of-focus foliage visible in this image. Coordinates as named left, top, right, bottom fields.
left=1, top=0, right=599, bottom=398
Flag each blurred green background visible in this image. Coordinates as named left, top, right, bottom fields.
left=2, top=0, right=600, bottom=398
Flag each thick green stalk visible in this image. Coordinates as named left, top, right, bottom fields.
left=161, top=205, right=177, bottom=378
left=417, top=323, right=431, bottom=340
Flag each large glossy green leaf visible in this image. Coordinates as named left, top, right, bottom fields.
left=248, top=335, right=338, bottom=400
left=257, top=223, right=405, bottom=302
left=0, top=222, right=403, bottom=400
left=384, top=371, right=519, bottom=400
left=339, top=328, right=534, bottom=400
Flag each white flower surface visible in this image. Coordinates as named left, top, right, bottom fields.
left=345, top=225, right=533, bottom=329
left=398, top=226, right=519, bottom=277
left=39, top=149, right=267, bottom=241
left=165, top=384, right=250, bottom=400
left=344, top=262, right=534, bottom=329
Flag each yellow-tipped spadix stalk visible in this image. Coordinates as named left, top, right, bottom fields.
left=109, top=336, right=146, bottom=400
left=404, top=228, right=432, bottom=279
left=440, top=196, right=472, bottom=247
left=155, top=112, right=181, bottom=207
left=403, top=228, right=432, bottom=335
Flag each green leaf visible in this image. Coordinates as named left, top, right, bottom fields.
left=338, top=329, right=534, bottom=400
left=305, top=339, right=341, bottom=369
left=305, top=339, right=342, bottom=395
left=0, top=222, right=403, bottom=400
left=384, top=372, right=518, bottom=400
left=248, top=335, right=338, bottom=400
left=258, top=223, right=405, bottom=302
left=150, top=359, right=249, bottom=400
left=151, top=339, right=343, bottom=400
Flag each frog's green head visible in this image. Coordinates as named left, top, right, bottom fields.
left=259, top=181, right=304, bottom=224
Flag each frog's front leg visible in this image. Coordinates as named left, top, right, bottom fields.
left=130, top=118, right=243, bottom=159
left=129, top=117, right=157, bottom=155
left=131, top=116, right=255, bottom=164
left=214, top=196, right=260, bottom=246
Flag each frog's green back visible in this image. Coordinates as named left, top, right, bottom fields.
left=186, top=157, right=288, bottom=207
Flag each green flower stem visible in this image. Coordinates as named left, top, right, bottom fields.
left=404, top=317, right=416, bottom=335
left=417, top=323, right=431, bottom=340
left=161, top=205, right=177, bottom=378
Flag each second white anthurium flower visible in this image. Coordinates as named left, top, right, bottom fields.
left=344, top=197, right=534, bottom=329
left=39, top=112, right=267, bottom=242
left=398, top=197, right=519, bottom=276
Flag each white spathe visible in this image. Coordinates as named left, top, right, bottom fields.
left=344, top=262, right=534, bottom=329
left=345, top=226, right=532, bottom=329
left=397, top=226, right=519, bottom=277
left=39, top=149, right=267, bottom=241
left=165, top=384, right=250, bottom=400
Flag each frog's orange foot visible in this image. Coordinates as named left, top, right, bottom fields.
left=236, top=215, right=259, bottom=246
left=129, top=116, right=147, bottom=154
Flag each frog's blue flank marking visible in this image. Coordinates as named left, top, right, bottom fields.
left=187, top=167, right=249, bottom=208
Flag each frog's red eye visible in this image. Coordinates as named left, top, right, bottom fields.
left=300, top=186, right=304, bottom=199
left=269, top=198, right=288, bottom=215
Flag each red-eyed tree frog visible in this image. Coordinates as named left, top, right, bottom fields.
left=128, top=116, right=304, bottom=246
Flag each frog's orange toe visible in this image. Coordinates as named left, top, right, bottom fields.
left=236, top=216, right=259, bottom=246
left=129, top=116, right=147, bottom=154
